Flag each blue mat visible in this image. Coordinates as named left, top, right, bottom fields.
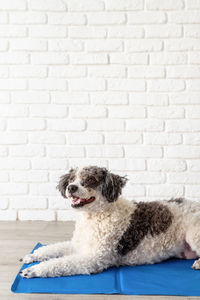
left=11, top=243, right=200, bottom=296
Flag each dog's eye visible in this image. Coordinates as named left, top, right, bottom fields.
left=86, top=177, right=96, bottom=184
left=69, top=176, right=75, bottom=182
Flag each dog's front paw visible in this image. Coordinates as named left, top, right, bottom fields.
left=20, top=266, right=38, bottom=278
left=192, top=259, right=200, bottom=270
left=20, top=254, right=37, bottom=264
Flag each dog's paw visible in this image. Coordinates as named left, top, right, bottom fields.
left=192, top=259, right=200, bottom=270
left=20, top=266, right=38, bottom=278
left=20, top=254, right=37, bottom=264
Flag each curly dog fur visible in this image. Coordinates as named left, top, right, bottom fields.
left=20, top=166, right=200, bottom=278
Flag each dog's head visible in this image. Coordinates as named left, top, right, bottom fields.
left=57, top=166, right=127, bottom=211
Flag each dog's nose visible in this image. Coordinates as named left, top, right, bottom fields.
left=68, top=184, right=78, bottom=194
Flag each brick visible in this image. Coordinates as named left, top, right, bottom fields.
left=108, top=79, right=145, bottom=91
left=166, top=120, right=200, bottom=132
left=108, top=106, right=145, bottom=118
left=88, top=66, right=126, bottom=78
left=126, top=39, right=163, bottom=52
left=187, top=0, right=200, bottom=9
left=148, top=80, right=185, bottom=92
left=88, top=12, right=126, bottom=25
left=123, top=184, right=145, bottom=197
left=31, top=53, right=68, bottom=65
left=68, top=158, right=108, bottom=167
left=188, top=160, right=200, bottom=172
left=186, top=106, right=200, bottom=118
left=145, top=25, right=182, bottom=38
left=0, top=172, right=9, bottom=182
left=91, top=92, right=128, bottom=105
left=105, top=0, right=143, bottom=10
left=1, top=102, right=27, bottom=118
left=0, top=183, right=28, bottom=195
left=0, top=211, right=16, bottom=221
left=10, top=66, right=47, bottom=78
left=165, top=146, right=200, bottom=158
left=128, top=12, right=166, bottom=23
left=47, top=119, right=85, bottom=131
left=10, top=39, right=47, bottom=51
left=187, top=80, right=200, bottom=91
left=48, top=197, right=70, bottom=209
left=129, top=94, right=168, bottom=106
left=30, top=183, right=58, bottom=196
left=185, top=25, right=200, bottom=38
left=87, top=119, right=124, bottom=131
left=8, top=119, right=45, bottom=131
left=0, top=120, right=6, bottom=130
left=167, top=66, right=200, bottom=78
left=0, top=133, right=27, bottom=144
left=29, top=79, right=66, bottom=90
left=49, top=40, right=83, bottom=51
left=0, top=0, right=26, bottom=10
left=146, top=0, right=184, bottom=10
left=86, top=146, right=123, bottom=158
left=10, top=197, right=47, bottom=209
left=47, top=146, right=85, bottom=158
left=86, top=40, right=123, bottom=52
left=51, top=92, right=89, bottom=104
left=169, top=12, right=200, bottom=23
left=128, top=172, right=165, bottom=184
left=68, top=0, right=104, bottom=11
left=29, top=132, right=65, bottom=144
left=0, top=12, right=8, bottom=23
left=10, top=12, right=46, bottom=24
left=0, top=66, right=8, bottom=78
left=148, top=107, right=184, bottom=119
left=105, top=132, right=142, bottom=144
left=148, top=159, right=186, bottom=171
left=125, top=146, right=162, bottom=158
left=144, top=133, right=182, bottom=145
left=12, top=91, right=49, bottom=104
left=57, top=210, right=76, bottom=221
left=128, top=66, right=165, bottom=78
left=28, top=0, right=66, bottom=11
left=168, top=172, right=200, bottom=184
left=30, top=104, right=67, bottom=118
left=48, top=12, right=86, bottom=24
left=183, top=133, right=200, bottom=145
left=189, top=53, right=200, bottom=64
left=0, top=25, right=26, bottom=37
left=0, top=146, right=7, bottom=156
left=0, top=79, right=26, bottom=90
left=109, top=53, right=148, bottom=65
left=0, top=198, right=8, bottom=209
left=12, top=171, right=48, bottom=182
left=186, top=186, right=200, bottom=197
left=70, top=106, right=106, bottom=118
left=67, top=133, right=103, bottom=145
left=10, top=145, right=45, bottom=157
left=165, top=39, right=200, bottom=51
left=69, top=79, right=105, bottom=91
left=147, top=185, right=184, bottom=197
left=109, top=159, right=145, bottom=171
left=70, top=53, right=107, bottom=65
left=29, top=26, right=66, bottom=38
left=32, top=158, right=68, bottom=170
left=49, top=66, right=86, bottom=78
left=0, top=158, right=30, bottom=170
left=170, top=93, right=200, bottom=105
left=126, top=120, right=164, bottom=131
left=0, top=53, right=28, bottom=64
left=69, top=27, right=106, bottom=38
left=0, top=92, right=9, bottom=103
left=18, top=210, right=55, bottom=221
left=0, top=40, right=8, bottom=51
left=150, top=53, right=187, bottom=65
left=108, top=26, right=144, bottom=38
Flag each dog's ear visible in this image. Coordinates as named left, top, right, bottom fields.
left=101, top=172, right=128, bottom=202
left=57, top=168, right=75, bottom=198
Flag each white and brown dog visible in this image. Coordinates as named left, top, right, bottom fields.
left=20, top=166, right=200, bottom=278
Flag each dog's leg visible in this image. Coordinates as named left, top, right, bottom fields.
left=185, top=225, right=200, bottom=270
left=20, top=241, right=74, bottom=264
left=20, top=254, right=106, bottom=278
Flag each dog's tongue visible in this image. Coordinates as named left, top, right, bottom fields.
left=72, top=197, right=95, bottom=204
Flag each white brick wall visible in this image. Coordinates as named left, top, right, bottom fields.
left=0, top=0, right=200, bottom=221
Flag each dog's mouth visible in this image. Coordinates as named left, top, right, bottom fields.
left=71, top=195, right=96, bottom=208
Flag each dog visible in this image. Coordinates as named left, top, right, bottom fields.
left=20, top=166, right=200, bottom=278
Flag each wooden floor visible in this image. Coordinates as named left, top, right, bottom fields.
left=0, top=221, right=199, bottom=300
